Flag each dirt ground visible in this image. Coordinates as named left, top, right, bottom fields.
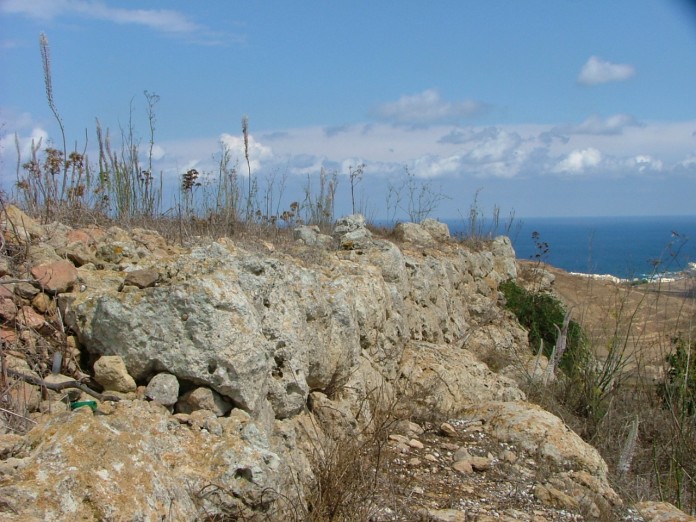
left=520, top=261, right=696, bottom=378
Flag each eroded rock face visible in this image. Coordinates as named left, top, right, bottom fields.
left=66, top=235, right=523, bottom=422
left=0, top=401, right=298, bottom=521
left=0, top=208, right=635, bottom=519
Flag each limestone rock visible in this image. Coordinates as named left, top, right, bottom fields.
left=395, top=222, right=435, bottom=245
left=421, top=218, right=450, bottom=241
left=333, top=213, right=372, bottom=249
left=123, top=268, right=159, bottom=289
left=177, top=386, right=233, bottom=416
left=471, top=401, right=607, bottom=476
left=293, top=225, right=333, bottom=247
left=93, top=355, right=137, bottom=393
left=399, top=341, right=524, bottom=418
left=635, top=501, right=696, bottom=522
left=145, top=373, right=179, bottom=406
left=0, top=205, right=44, bottom=244
left=43, top=373, right=81, bottom=402
left=0, top=400, right=292, bottom=520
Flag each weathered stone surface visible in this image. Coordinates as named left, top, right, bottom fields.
left=123, top=268, right=159, bottom=289
left=43, top=373, right=81, bottom=401
left=333, top=213, right=373, bottom=249
left=0, top=296, right=17, bottom=322
left=31, top=292, right=56, bottom=315
left=635, top=501, right=696, bottom=521
left=399, top=341, right=524, bottom=418
left=0, top=205, right=44, bottom=243
left=145, top=373, right=179, bottom=406
left=469, top=401, right=611, bottom=483
left=421, top=218, right=450, bottom=241
left=31, top=260, right=78, bottom=294
left=93, top=355, right=137, bottom=393
left=491, top=236, right=517, bottom=281
left=395, top=222, right=435, bottom=245
left=293, top=225, right=333, bottom=247
left=0, top=400, right=294, bottom=520
left=15, top=306, right=45, bottom=330
left=176, top=386, right=232, bottom=416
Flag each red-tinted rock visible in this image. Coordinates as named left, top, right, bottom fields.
left=16, top=306, right=45, bottom=330
left=31, top=260, right=78, bottom=294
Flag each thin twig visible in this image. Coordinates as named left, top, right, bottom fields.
left=5, top=368, right=121, bottom=402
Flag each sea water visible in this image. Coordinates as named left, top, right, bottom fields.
left=446, top=216, right=696, bottom=280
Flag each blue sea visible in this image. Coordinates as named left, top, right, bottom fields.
left=447, top=216, right=696, bottom=280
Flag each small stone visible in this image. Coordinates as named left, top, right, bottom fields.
left=145, top=373, right=179, bottom=406
left=31, top=293, right=54, bottom=314
left=0, top=297, right=17, bottom=322
left=470, top=456, right=492, bottom=471
left=408, top=457, right=421, bottom=466
left=13, top=282, right=39, bottom=300
left=453, top=447, right=471, bottom=461
left=501, top=449, right=518, bottom=463
left=123, top=269, right=159, bottom=289
left=93, top=356, right=137, bottom=393
left=439, top=422, right=457, bottom=437
left=176, top=387, right=232, bottom=417
left=452, top=459, right=473, bottom=474
left=173, top=413, right=190, bottom=424
left=31, top=260, right=78, bottom=294
left=16, top=306, right=44, bottom=330
left=388, top=434, right=410, bottom=444
left=412, top=486, right=424, bottom=495
left=408, top=438, right=424, bottom=449
left=424, top=454, right=438, bottom=462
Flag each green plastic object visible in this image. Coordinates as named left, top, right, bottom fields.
left=70, top=401, right=97, bottom=411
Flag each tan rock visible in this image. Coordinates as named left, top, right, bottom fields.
left=93, top=355, right=137, bottom=393
left=533, top=483, right=578, bottom=510
left=635, top=501, right=696, bottom=522
left=452, top=459, right=473, bottom=474
left=123, top=268, right=159, bottom=289
left=43, top=373, right=81, bottom=402
left=176, top=386, right=232, bottom=416
left=1, top=205, right=44, bottom=243
left=439, top=422, right=457, bottom=437
left=16, top=306, right=44, bottom=330
left=31, top=259, right=78, bottom=294
left=31, top=292, right=54, bottom=314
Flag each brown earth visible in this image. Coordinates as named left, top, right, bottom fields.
left=521, top=260, right=696, bottom=379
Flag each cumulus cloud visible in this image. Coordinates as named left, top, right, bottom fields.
left=219, top=133, right=274, bottom=175
left=627, top=155, right=663, bottom=173
left=577, top=56, right=636, bottom=85
left=554, top=148, right=602, bottom=173
left=373, top=89, right=488, bottom=126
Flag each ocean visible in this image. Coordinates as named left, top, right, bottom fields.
left=446, top=216, right=696, bottom=280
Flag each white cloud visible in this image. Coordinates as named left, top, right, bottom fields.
left=566, top=114, right=642, bottom=135
left=219, top=133, right=274, bottom=175
left=577, top=56, right=636, bottom=85
left=554, top=148, right=602, bottom=173
left=628, top=154, right=663, bottom=173
left=373, top=89, right=488, bottom=126
left=0, top=0, right=226, bottom=42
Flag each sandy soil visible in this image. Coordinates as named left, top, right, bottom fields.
left=519, top=261, right=696, bottom=377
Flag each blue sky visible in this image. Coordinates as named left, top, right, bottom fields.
left=1, top=0, right=695, bottom=219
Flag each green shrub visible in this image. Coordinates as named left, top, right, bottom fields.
left=662, top=335, right=696, bottom=417
left=499, top=279, right=587, bottom=373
